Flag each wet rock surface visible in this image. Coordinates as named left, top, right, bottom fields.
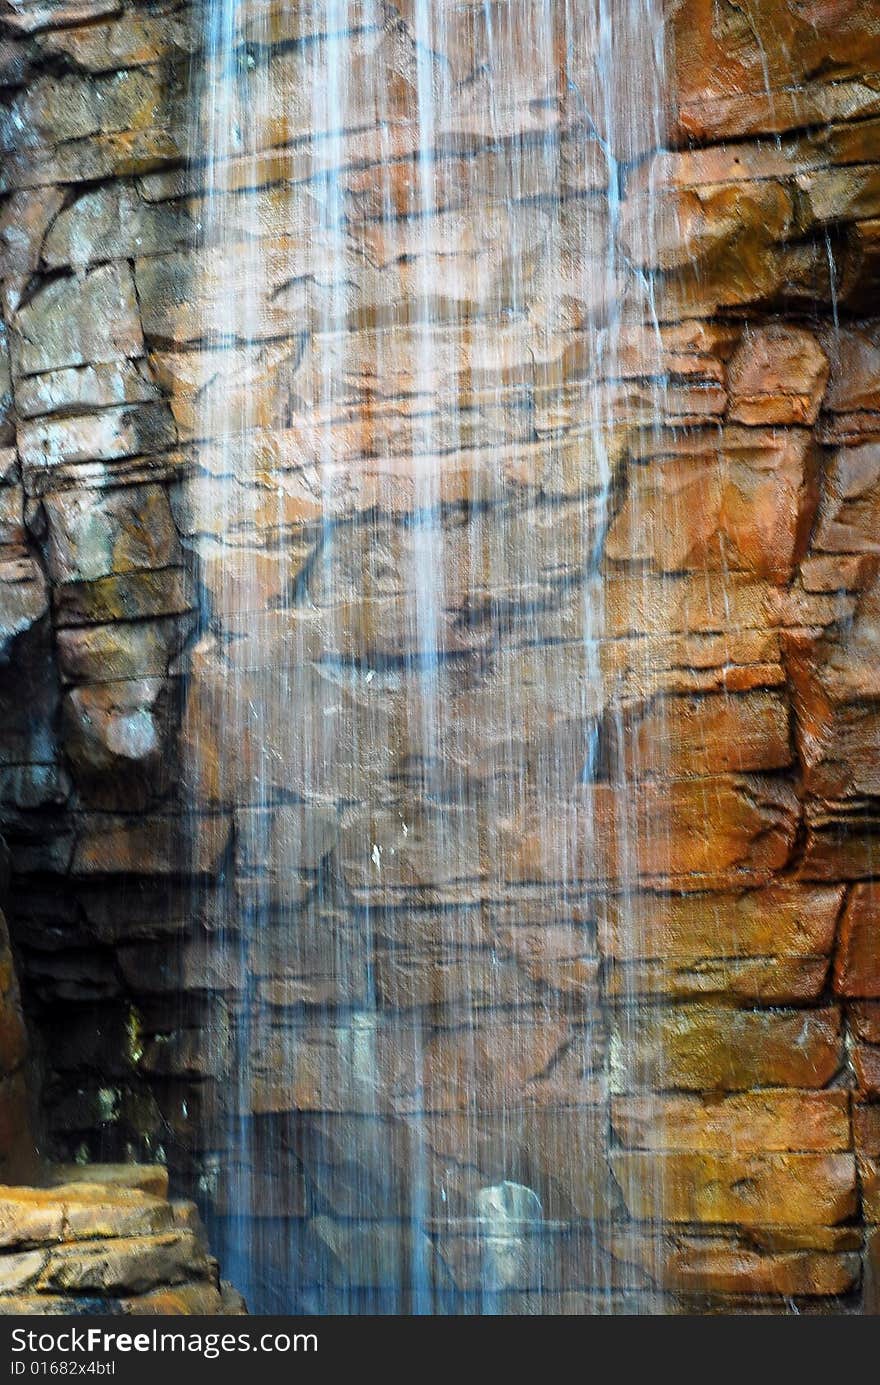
left=0, top=0, right=879, bottom=1314
left=0, top=1166, right=244, bottom=1314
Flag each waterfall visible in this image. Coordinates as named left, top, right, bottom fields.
left=184, top=0, right=670, bottom=1314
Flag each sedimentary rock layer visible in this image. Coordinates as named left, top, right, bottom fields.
left=1, top=0, right=880, bottom=1313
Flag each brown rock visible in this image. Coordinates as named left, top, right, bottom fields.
left=116, top=939, right=242, bottom=994
left=235, top=805, right=340, bottom=875
left=853, top=1103, right=880, bottom=1221
left=813, top=443, right=880, bottom=554
left=35, top=9, right=195, bottom=74
left=612, top=1005, right=844, bottom=1092
left=72, top=812, right=231, bottom=877
left=54, top=568, right=193, bottom=627
left=492, top=776, right=799, bottom=889
left=599, top=884, right=843, bottom=962
left=611, top=1150, right=857, bottom=1226
left=373, top=953, right=555, bottom=1013
left=250, top=1014, right=598, bottom=1115
left=784, top=590, right=880, bottom=801
left=57, top=1187, right=173, bottom=1242
left=612, top=1228, right=860, bottom=1298
left=611, top=1090, right=851, bottom=1153
left=833, top=885, right=880, bottom=996
left=606, top=429, right=819, bottom=581
left=57, top=615, right=193, bottom=684
left=49, top=1165, right=169, bottom=1199
left=39, top=1232, right=209, bottom=1296
left=853, top=1043, right=880, bottom=1098
left=671, top=0, right=880, bottom=141
left=9, top=263, right=143, bottom=376
left=823, top=323, right=880, bottom=414
left=0, top=1190, right=62, bottom=1249
left=726, top=325, right=829, bottom=425
left=607, top=955, right=830, bottom=1003
left=601, top=884, right=839, bottom=995
left=338, top=805, right=482, bottom=893
left=489, top=925, right=599, bottom=1005
left=42, top=483, right=182, bottom=585
left=616, top=691, right=792, bottom=779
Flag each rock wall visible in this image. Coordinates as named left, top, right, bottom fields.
left=1, top=0, right=880, bottom=1313
left=0, top=845, right=36, bottom=1184
left=0, top=1166, right=245, bottom=1313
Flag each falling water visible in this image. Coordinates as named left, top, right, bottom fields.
left=184, top=0, right=670, bottom=1314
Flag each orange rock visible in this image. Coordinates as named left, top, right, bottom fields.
left=612, top=1004, right=844, bottom=1092
left=671, top=0, right=880, bottom=141
left=606, top=430, right=820, bottom=580
left=726, top=325, right=829, bottom=425
left=611, top=1150, right=857, bottom=1226
left=611, top=1090, right=851, bottom=1153
left=853, top=1103, right=880, bottom=1221
left=599, top=884, right=843, bottom=962
left=617, top=690, right=792, bottom=779
left=833, top=885, right=880, bottom=995
left=611, top=1228, right=860, bottom=1297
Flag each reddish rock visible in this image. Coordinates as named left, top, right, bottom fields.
left=823, top=324, right=880, bottom=414
left=608, top=429, right=819, bottom=581
left=853, top=1043, right=880, bottom=1098
left=611, top=1090, right=851, bottom=1153
left=833, top=885, right=880, bottom=995
left=6, top=0, right=880, bottom=1319
left=813, top=443, right=880, bottom=554
left=726, top=325, right=829, bottom=425
left=249, top=1014, right=599, bottom=1116
left=616, top=690, right=792, bottom=779
left=671, top=0, right=880, bottom=141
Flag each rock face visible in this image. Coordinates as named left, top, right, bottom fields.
left=0, top=1166, right=244, bottom=1314
left=1, top=0, right=880, bottom=1315
left=0, top=845, right=35, bottom=1185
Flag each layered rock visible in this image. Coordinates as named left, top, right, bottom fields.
left=0, top=1166, right=244, bottom=1314
left=0, top=0, right=879, bottom=1315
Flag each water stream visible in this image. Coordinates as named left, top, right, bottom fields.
left=185, top=0, right=670, bottom=1314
